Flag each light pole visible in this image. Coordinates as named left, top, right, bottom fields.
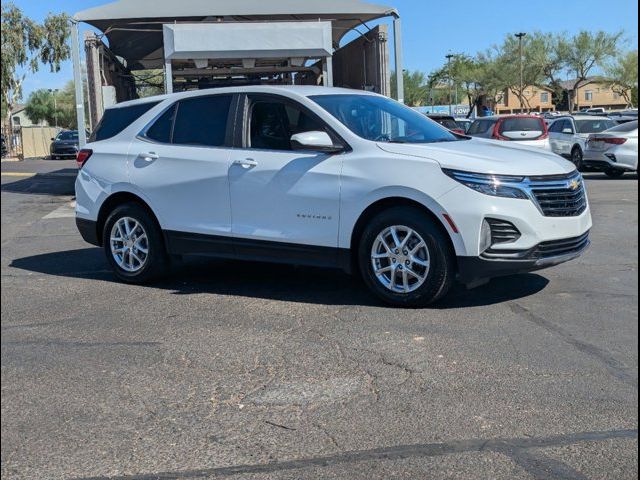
left=514, top=33, right=526, bottom=113
left=446, top=54, right=456, bottom=116
left=48, top=89, right=59, bottom=128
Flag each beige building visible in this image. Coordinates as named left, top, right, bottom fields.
left=561, top=77, right=631, bottom=111
left=10, top=105, right=49, bottom=128
left=495, top=86, right=555, bottom=114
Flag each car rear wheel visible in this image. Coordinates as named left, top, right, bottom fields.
left=571, top=146, right=583, bottom=170
left=103, top=203, right=168, bottom=283
left=358, top=207, right=454, bottom=307
left=605, top=168, right=625, bottom=178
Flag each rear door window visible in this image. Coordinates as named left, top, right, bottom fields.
left=172, top=95, right=233, bottom=147
left=90, top=101, right=160, bottom=142
left=498, top=117, right=545, bottom=140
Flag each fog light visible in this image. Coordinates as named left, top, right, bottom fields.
left=480, top=219, right=492, bottom=253
left=605, top=153, right=617, bottom=162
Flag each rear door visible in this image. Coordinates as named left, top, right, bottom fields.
left=128, top=94, right=237, bottom=250
left=228, top=93, right=343, bottom=259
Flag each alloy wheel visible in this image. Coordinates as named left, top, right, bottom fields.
left=370, top=225, right=431, bottom=293
left=110, top=216, right=149, bottom=272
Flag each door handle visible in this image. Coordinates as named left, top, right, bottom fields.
left=139, top=152, right=159, bottom=162
left=233, top=158, right=258, bottom=169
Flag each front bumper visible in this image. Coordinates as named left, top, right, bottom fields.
left=457, top=231, right=590, bottom=284
left=51, top=145, right=79, bottom=157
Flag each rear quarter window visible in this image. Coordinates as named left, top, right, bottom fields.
left=90, top=101, right=160, bottom=142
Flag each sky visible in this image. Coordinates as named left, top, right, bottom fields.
left=11, top=0, right=640, bottom=100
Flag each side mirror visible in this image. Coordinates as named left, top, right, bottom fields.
left=562, top=128, right=574, bottom=134
left=290, top=131, right=343, bottom=153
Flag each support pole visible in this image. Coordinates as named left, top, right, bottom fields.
left=71, top=21, right=87, bottom=146
left=325, top=56, right=334, bottom=87
left=164, top=59, right=173, bottom=94
left=393, top=17, right=404, bottom=103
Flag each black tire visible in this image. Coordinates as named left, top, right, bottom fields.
left=357, top=207, right=455, bottom=307
left=570, top=146, right=583, bottom=170
left=102, top=203, right=168, bottom=283
left=605, top=168, right=625, bottom=178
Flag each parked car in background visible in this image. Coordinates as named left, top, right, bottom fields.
left=608, top=110, right=638, bottom=124
left=454, top=118, right=473, bottom=134
left=548, top=115, right=618, bottom=168
left=50, top=130, right=81, bottom=159
left=426, top=114, right=465, bottom=135
left=74, top=86, right=591, bottom=307
left=580, top=107, right=606, bottom=114
left=583, top=120, right=638, bottom=178
left=466, top=115, right=550, bottom=150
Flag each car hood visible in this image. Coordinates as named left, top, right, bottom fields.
left=376, top=138, right=575, bottom=176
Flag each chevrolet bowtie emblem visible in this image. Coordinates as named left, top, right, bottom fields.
left=568, top=179, right=580, bottom=191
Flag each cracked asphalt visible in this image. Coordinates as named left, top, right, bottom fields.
left=1, top=159, right=638, bottom=479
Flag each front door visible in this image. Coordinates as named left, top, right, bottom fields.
left=228, top=94, right=343, bottom=262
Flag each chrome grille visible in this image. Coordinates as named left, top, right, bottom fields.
left=528, top=172, right=587, bottom=217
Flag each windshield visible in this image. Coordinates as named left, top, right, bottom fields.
left=575, top=119, right=617, bottom=133
left=309, top=95, right=460, bottom=144
left=56, top=131, right=78, bottom=141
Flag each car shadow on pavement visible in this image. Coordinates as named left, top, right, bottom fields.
left=1, top=169, right=76, bottom=196
left=10, top=247, right=549, bottom=309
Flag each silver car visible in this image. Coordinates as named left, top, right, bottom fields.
left=583, top=120, right=638, bottom=178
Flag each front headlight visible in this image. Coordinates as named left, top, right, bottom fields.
left=443, top=169, right=529, bottom=199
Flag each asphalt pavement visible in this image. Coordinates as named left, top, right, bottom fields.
left=1, top=158, right=638, bottom=479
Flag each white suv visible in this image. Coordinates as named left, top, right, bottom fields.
left=548, top=115, right=618, bottom=168
left=75, top=86, right=592, bottom=307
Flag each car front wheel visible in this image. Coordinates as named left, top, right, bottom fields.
left=358, top=207, right=454, bottom=307
left=103, top=203, right=168, bottom=283
left=571, top=146, right=583, bottom=170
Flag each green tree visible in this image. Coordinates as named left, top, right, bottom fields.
left=1, top=3, right=70, bottom=126
left=24, top=81, right=84, bottom=129
left=563, top=30, right=623, bottom=110
left=391, top=70, right=429, bottom=106
left=605, top=50, right=638, bottom=107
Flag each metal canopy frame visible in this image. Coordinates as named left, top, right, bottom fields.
left=71, top=0, right=404, bottom=146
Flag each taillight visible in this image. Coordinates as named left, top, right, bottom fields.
left=538, top=120, right=549, bottom=140
left=76, top=149, right=93, bottom=169
left=492, top=121, right=509, bottom=141
left=452, top=128, right=465, bottom=135
left=591, top=137, right=627, bottom=145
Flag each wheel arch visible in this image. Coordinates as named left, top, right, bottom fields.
left=96, top=192, right=162, bottom=247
